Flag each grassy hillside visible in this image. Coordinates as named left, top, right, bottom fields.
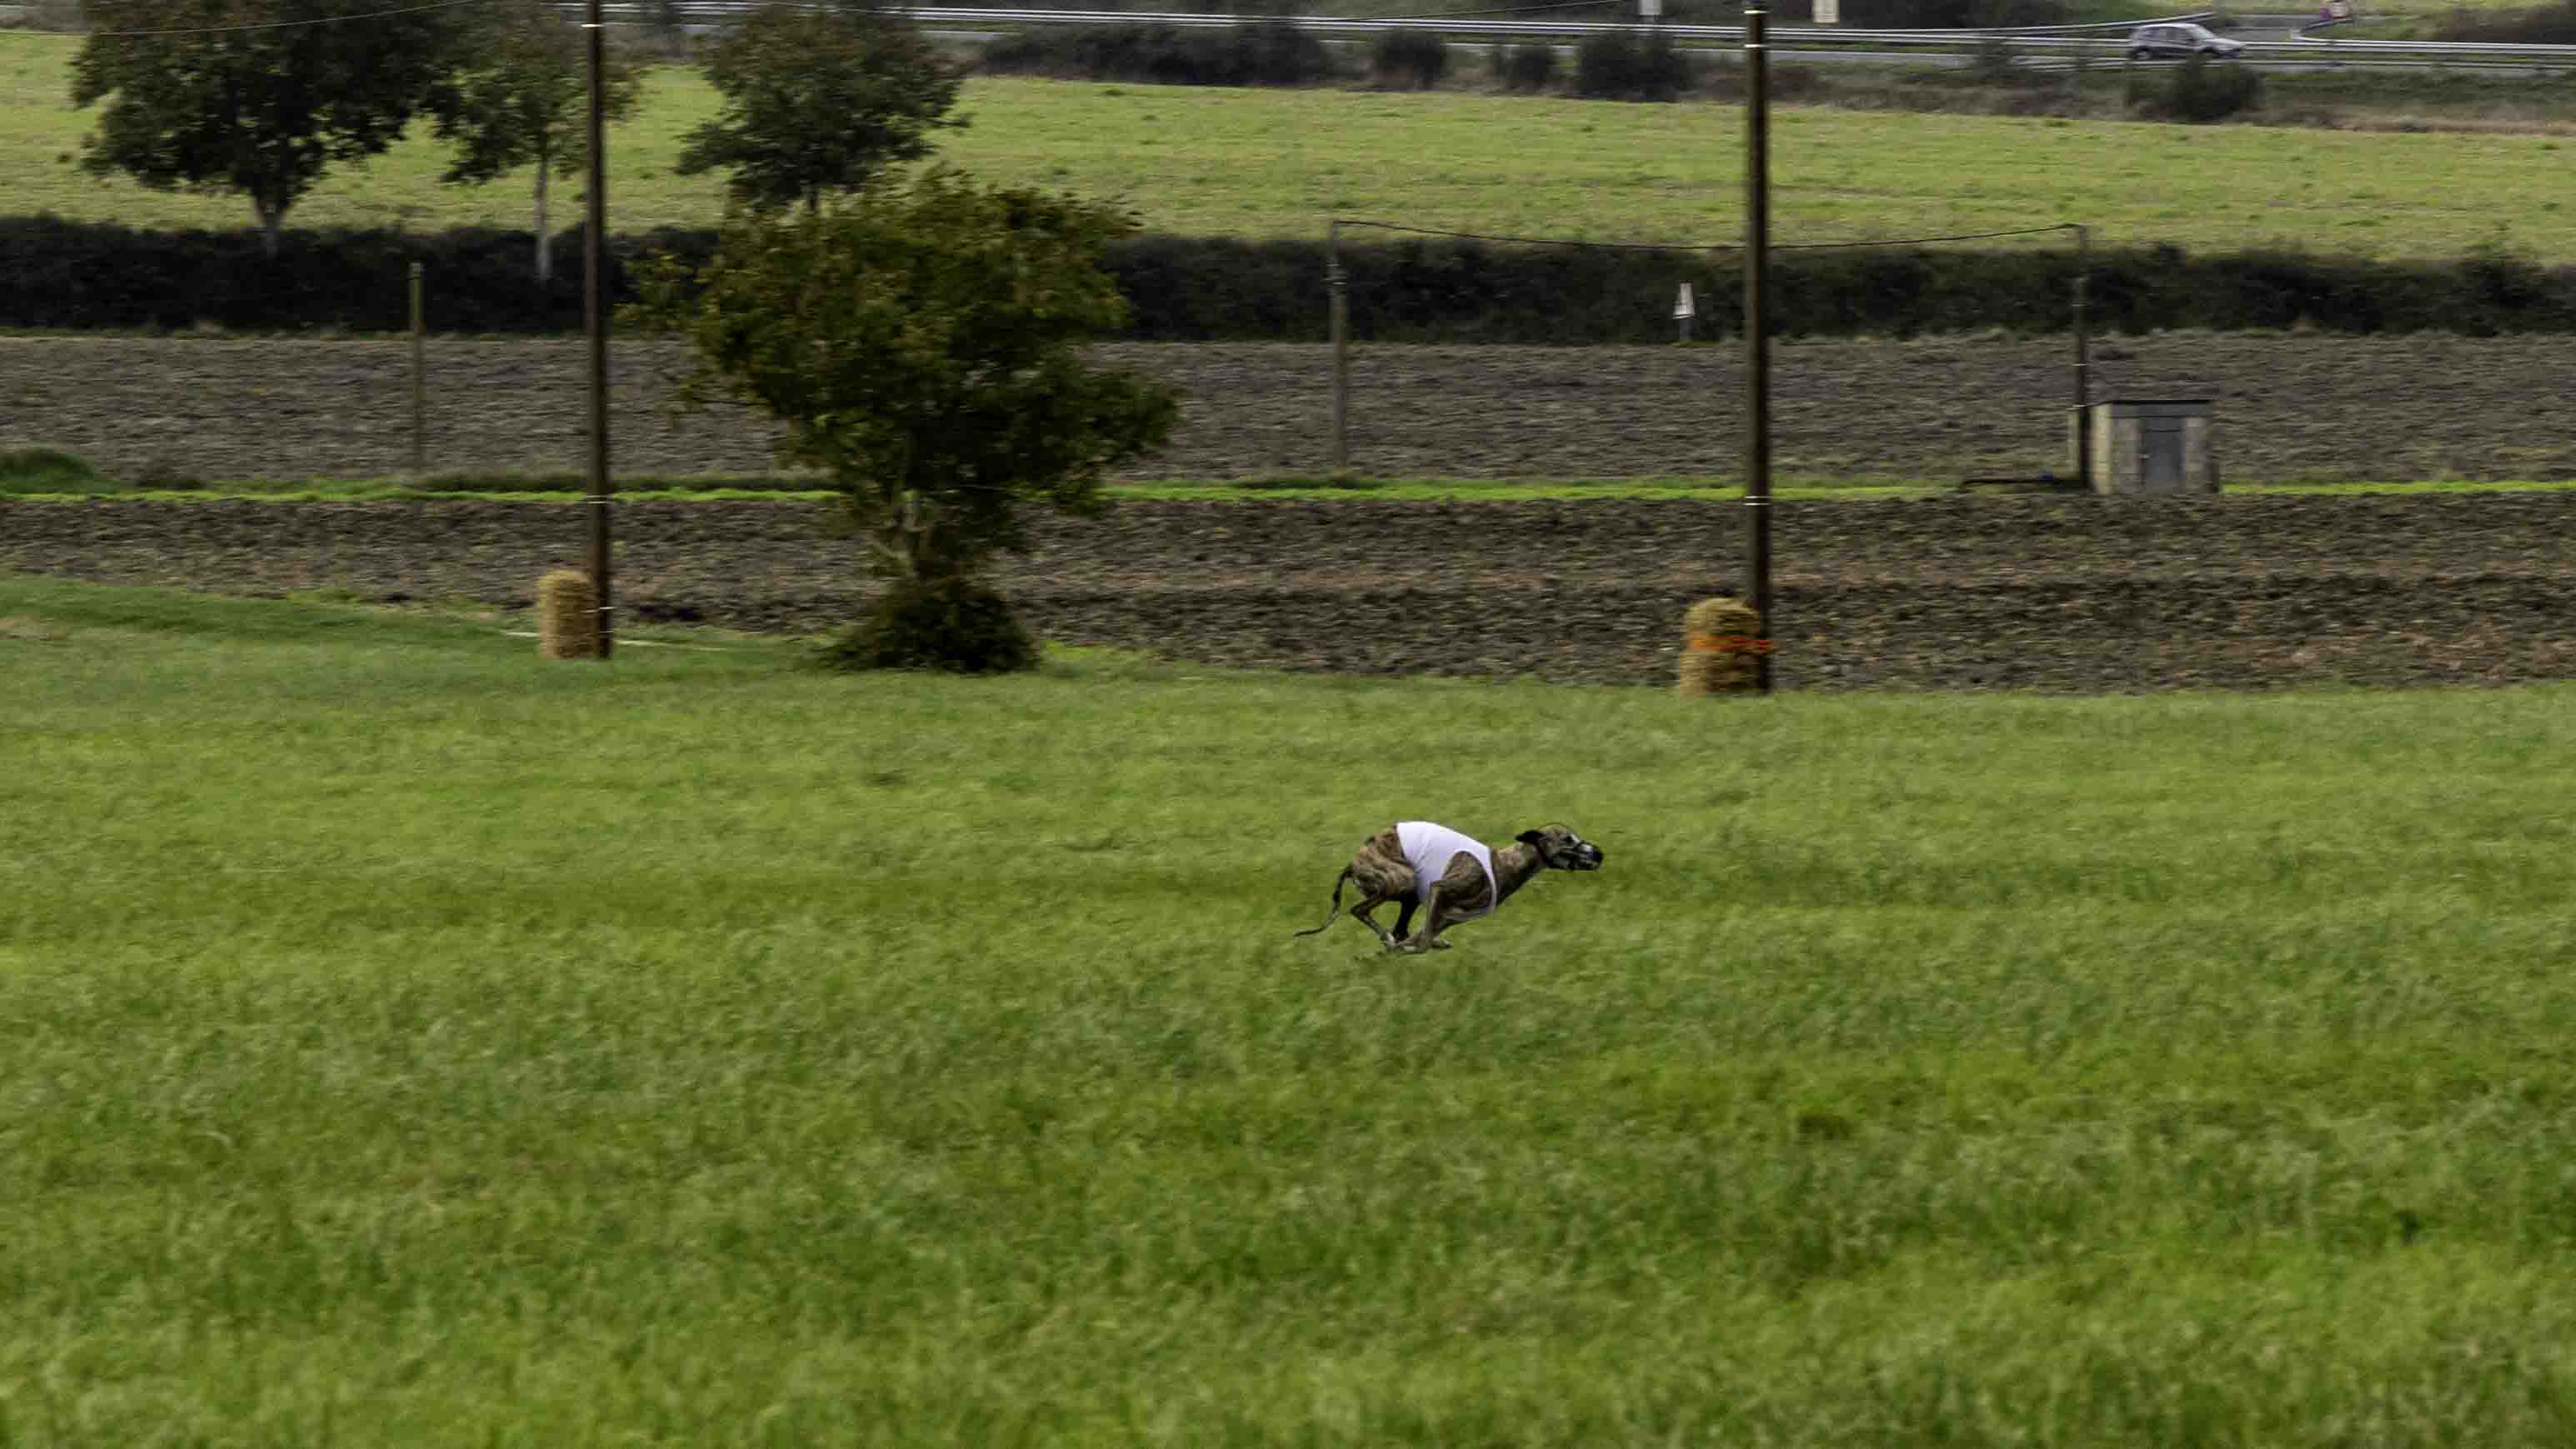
left=9, top=576, right=2576, bottom=1444
left=3, top=32, right=2572, bottom=258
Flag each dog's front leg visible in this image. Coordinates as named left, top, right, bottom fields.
left=1386, top=897, right=1421, bottom=952
left=1401, top=888, right=1455, bottom=953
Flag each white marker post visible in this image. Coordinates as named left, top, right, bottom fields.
left=1675, top=281, right=1695, bottom=343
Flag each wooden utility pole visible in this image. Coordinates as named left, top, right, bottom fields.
left=1328, top=220, right=1350, bottom=474
left=1744, top=0, right=1773, bottom=693
left=2072, top=222, right=2093, bottom=487
left=409, top=262, right=426, bottom=475
left=584, top=0, right=614, bottom=658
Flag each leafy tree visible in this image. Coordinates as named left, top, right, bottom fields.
left=427, top=0, right=642, bottom=284
left=640, top=0, right=690, bottom=57
left=674, top=2, right=965, bottom=214
left=632, top=169, right=1180, bottom=672
left=71, top=0, right=463, bottom=257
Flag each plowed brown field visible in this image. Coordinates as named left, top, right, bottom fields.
left=9, top=492, right=2574, bottom=692
left=5, top=336, right=2574, bottom=692
left=3, top=333, right=2576, bottom=483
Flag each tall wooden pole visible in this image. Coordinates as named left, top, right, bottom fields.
left=408, top=262, right=426, bottom=476
left=584, top=0, right=614, bottom=659
left=2071, top=222, right=2092, bottom=487
left=1744, top=0, right=1773, bottom=694
left=1328, top=220, right=1350, bottom=475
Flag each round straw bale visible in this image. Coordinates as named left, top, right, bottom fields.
left=537, top=568, right=600, bottom=659
left=1677, top=596, right=1762, bottom=697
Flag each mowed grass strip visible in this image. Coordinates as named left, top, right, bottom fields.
left=23, top=476, right=2576, bottom=502
left=936, top=78, right=2576, bottom=260
left=1, top=31, right=2571, bottom=257
left=7, top=576, right=2576, bottom=1444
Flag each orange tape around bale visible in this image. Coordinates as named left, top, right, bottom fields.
left=1686, top=632, right=1774, bottom=655
left=1678, top=596, right=1762, bottom=697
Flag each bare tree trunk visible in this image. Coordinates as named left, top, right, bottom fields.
left=533, top=163, right=552, bottom=285
left=253, top=197, right=282, bottom=259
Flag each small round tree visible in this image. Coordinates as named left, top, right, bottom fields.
left=634, top=169, right=1181, bottom=672
left=674, top=1, right=965, bottom=214
left=72, top=0, right=466, bottom=257
left=427, top=0, right=643, bottom=285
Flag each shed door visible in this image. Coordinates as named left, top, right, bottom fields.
left=2139, top=417, right=2186, bottom=492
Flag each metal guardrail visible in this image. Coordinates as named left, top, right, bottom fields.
left=888, top=5, right=2160, bottom=42
left=594, top=2, right=2576, bottom=62
left=881, top=7, right=2576, bottom=60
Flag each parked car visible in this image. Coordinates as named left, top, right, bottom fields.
left=2124, top=22, right=2247, bottom=60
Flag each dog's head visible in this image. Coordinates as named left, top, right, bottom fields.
left=1517, top=826, right=1604, bottom=872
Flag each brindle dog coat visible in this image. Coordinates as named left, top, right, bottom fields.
left=1294, top=822, right=1605, bottom=952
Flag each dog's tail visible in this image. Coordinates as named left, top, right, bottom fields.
left=1292, top=866, right=1354, bottom=937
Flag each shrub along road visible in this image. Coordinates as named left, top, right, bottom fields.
left=7, top=491, right=2571, bottom=692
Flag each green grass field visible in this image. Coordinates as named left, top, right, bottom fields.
left=10, top=574, right=2576, bottom=1445
left=4, top=32, right=2574, bottom=259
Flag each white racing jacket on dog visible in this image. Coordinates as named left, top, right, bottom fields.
left=1396, top=821, right=1498, bottom=919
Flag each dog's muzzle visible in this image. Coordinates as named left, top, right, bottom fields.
left=1562, top=842, right=1605, bottom=871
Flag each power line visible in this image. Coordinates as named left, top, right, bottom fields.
left=1779, top=222, right=2079, bottom=251
left=1330, top=217, right=2079, bottom=253
left=1331, top=218, right=1717, bottom=252
left=87, top=0, right=484, bottom=39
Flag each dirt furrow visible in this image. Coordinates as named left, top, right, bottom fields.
left=8, top=493, right=2572, bottom=692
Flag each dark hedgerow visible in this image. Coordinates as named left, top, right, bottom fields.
left=1137, top=237, right=2576, bottom=343
left=2455, top=236, right=2570, bottom=334
left=0, top=215, right=720, bottom=332
left=1108, top=234, right=1322, bottom=342
left=979, top=20, right=1334, bottom=87
left=1, top=218, right=2574, bottom=342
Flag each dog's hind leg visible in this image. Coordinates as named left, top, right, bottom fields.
left=1347, top=842, right=1416, bottom=952
left=1350, top=892, right=1404, bottom=950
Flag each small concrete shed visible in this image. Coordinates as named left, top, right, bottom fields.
left=2075, top=399, right=2219, bottom=496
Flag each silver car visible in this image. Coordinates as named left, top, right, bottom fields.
left=2124, top=22, right=2247, bottom=60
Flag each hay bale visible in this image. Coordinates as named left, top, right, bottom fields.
left=1677, top=596, right=1763, bottom=697
left=536, top=568, right=600, bottom=659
